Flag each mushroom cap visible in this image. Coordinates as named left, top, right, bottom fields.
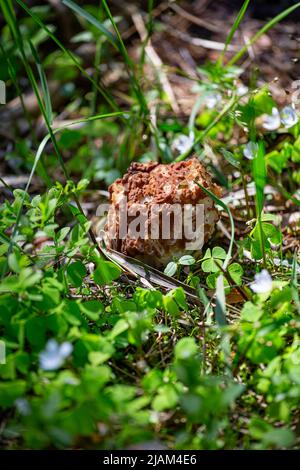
left=104, top=157, right=221, bottom=267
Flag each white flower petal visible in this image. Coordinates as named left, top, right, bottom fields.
left=243, top=141, right=258, bottom=160
left=250, top=269, right=273, bottom=294
left=39, top=339, right=72, bottom=371
left=205, top=92, right=222, bottom=109
left=237, top=85, right=248, bottom=96
left=280, top=106, right=298, bottom=128
left=172, top=134, right=193, bottom=154
left=40, top=353, right=63, bottom=371
left=46, top=339, right=59, bottom=353
left=262, top=107, right=281, bottom=131
left=59, top=342, right=73, bottom=359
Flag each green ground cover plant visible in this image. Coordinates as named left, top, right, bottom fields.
left=0, top=0, right=299, bottom=450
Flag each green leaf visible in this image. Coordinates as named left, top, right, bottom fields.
left=56, top=227, right=70, bottom=243
left=67, top=261, right=87, bottom=287
left=88, top=339, right=114, bottom=365
left=241, top=301, right=263, bottom=322
left=171, top=287, right=188, bottom=310
left=202, top=259, right=217, bottom=273
left=178, top=255, right=195, bottom=266
left=0, top=244, right=8, bottom=256
left=79, top=300, right=104, bottom=321
left=25, top=317, right=46, bottom=349
left=202, top=248, right=212, bottom=260
left=292, top=137, right=300, bottom=162
left=212, top=247, right=227, bottom=259
left=93, top=259, right=121, bottom=286
left=263, top=429, right=295, bottom=448
left=0, top=381, right=26, bottom=407
left=262, top=222, right=282, bottom=245
left=63, top=300, right=82, bottom=326
left=163, top=295, right=179, bottom=316
left=266, top=150, right=289, bottom=173
left=152, top=384, right=179, bottom=411
left=108, top=319, right=128, bottom=340
left=164, top=261, right=177, bottom=277
left=253, top=140, right=266, bottom=216
left=228, top=263, right=243, bottom=285
left=201, top=246, right=227, bottom=272
left=59, top=129, right=82, bottom=150
left=175, top=337, right=198, bottom=360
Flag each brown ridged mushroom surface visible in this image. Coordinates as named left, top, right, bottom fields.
left=104, top=157, right=221, bottom=267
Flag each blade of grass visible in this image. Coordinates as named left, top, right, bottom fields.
left=228, top=2, right=300, bottom=66
left=91, top=35, right=103, bottom=115
left=101, top=0, right=148, bottom=115
left=1, top=1, right=58, bottom=188
left=253, top=140, right=267, bottom=266
left=29, top=40, right=52, bottom=125
left=0, top=42, right=36, bottom=140
left=13, top=0, right=122, bottom=115
left=253, top=141, right=266, bottom=215
left=139, top=0, right=154, bottom=67
left=0, top=0, right=17, bottom=37
left=0, top=177, right=13, bottom=194
left=194, top=182, right=235, bottom=271
left=0, top=40, right=51, bottom=186
left=63, top=0, right=148, bottom=114
left=218, top=0, right=250, bottom=65
left=62, top=0, right=118, bottom=49
left=2, top=2, right=120, bottom=258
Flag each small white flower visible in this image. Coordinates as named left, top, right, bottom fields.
left=280, top=105, right=298, bottom=128
left=262, top=107, right=281, bottom=131
left=205, top=92, right=222, bottom=109
left=39, top=339, right=73, bottom=371
left=59, top=342, right=73, bottom=357
left=243, top=141, right=258, bottom=160
left=274, top=258, right=289, bottom=268
left=15, top=398, right=31, bottom=416
left=274, top=258, right=299, bottom=272
left=172, top=134, right=193, bottom=154
left=250, top=269, right=272, bottom=294
left=237, top=85, right=248, bottom=96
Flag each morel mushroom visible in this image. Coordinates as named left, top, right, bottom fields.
left=104, top=157, right=221, bottom=268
